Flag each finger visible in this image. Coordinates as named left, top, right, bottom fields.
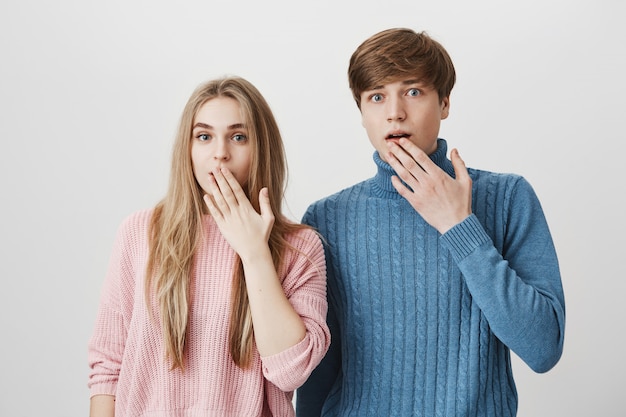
left=450, top=148, right=470, bottom=182
left=258, top=187, right=275, bottom=224
left=217, top=167, right=249, bottom=205
left=386, top=141, right=424, bottom=186
left=220, top=167, right=247, bottom=197
left=211, top=169, right=239, bottom=206
left=203, top=193, right=223, bottom=219
left=207, top=172, right=234, bottom=216
left=390, top=175, right=414, bottom=199
left=396, top=138, right=438, bottom=174
left=450, top=148, right=473, bottom=212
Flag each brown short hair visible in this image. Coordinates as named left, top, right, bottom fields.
left=348, top=28, right=456, bottom=108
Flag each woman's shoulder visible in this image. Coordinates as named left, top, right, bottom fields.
left=284, top=224, right=324, bottom=257
left=280, top=224, right=326, bottom=281
left=120, top=208, right=153, bottom=226
left=284, top=223, right=319, bottom=242
left=114, top=208, right=154, bottom=241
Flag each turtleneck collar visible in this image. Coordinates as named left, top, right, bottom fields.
left=370, top=138, right=455, bottom=199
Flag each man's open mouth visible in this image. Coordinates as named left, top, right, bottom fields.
left=386, top=133, right=410, bottom=140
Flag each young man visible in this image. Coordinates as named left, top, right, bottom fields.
left=296, top=28, right=565, bottom=417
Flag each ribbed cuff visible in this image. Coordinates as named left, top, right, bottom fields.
left=441, top=214, right=492, bottom=262
left=89, top=382, right=117, bottom=398
left=261, top=335, right=312, bottom=391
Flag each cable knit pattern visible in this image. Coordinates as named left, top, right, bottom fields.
left=88, top=210, right=330, bottom=417
left=296, top=139, right=565, bottom=417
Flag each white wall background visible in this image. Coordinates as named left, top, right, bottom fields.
left=1, top=0, right=624, bottom=416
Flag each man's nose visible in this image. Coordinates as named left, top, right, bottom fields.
left=387, top=97, right=406, bottom=121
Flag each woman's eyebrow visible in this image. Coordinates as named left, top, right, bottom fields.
left=193, top=122, right=212, bottom=130
left=192, top=122, right=246, bottom=130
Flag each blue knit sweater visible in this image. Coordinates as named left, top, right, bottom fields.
left=296, top=139, right=565, bottom=417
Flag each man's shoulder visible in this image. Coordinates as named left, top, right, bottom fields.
left=468, top=167, right=541, bottom=209
left=306, top=180, right=369, bottom=209
left=301, top=180, right=371, bottom=226
left=468, top=167, right=526, bottom=188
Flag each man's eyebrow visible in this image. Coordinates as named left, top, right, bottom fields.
left=401, top=79, right=424, bottom=86
left=365, top=79, right=425, bottom=91
left=192, top=122, right=246, bottom=130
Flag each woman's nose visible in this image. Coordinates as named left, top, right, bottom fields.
left=213, top=139, right=230, bottom=160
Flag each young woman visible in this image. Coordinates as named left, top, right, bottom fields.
left=88, top=76, right=330, bottom=417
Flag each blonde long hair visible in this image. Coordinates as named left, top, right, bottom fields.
left=145, top=76, right=307, bottom=370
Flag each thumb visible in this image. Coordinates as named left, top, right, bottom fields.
left=451, top=148, right=473, bottom=212
left=451, top=148, right=469, bottom=180
left=258, top=188, right=274, bottom=219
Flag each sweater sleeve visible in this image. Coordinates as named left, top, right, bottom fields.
left=295, top=293, right=342, bottom=416
left=295, top=207, right=343, bottom=417
left=259, top=228, right=331, bottom=392
left=441, top=176, right=565, bottom=373
left=87, top=213, right=143, bottom=396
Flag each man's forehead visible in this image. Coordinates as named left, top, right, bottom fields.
left=365, top=77, right=432, bottom=91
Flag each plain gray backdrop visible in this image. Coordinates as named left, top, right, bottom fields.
left=1, top=0, right=624, bottom=416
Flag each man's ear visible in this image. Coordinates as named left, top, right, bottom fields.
left=440, top=96, right=450, bottom=120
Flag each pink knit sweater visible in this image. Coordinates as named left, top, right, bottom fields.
left=88, top=209, right=330, bottom=416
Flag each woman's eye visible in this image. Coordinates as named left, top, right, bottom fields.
left=232, top=133, right=247, bottom=142
left=371, top=93, right=383, bottom=102
left=197, top=133, right=210, bottom=141
left=408, top=88, right=421, bottom=97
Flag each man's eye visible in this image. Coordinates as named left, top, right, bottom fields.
left=371, top=93, right=383, bottom=102
left=232, top=134, right=247, bottom=142
left=408, top=88, right=421, bottom=97
left=197, top=134, right=210, bottom=141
